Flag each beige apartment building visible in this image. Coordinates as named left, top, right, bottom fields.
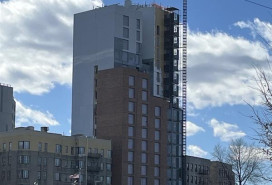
left=0, top=126, right=111, bottom=185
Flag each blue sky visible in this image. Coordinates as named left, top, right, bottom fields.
left=1, top=0, right=272, bottom=159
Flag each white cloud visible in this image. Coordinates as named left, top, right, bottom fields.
left=16, top=100, right=59, bottom=126
left=0, top=0, right=102, bottom=95
left=234, top=18, right=272, bottom=49
left=187, top=121, right=205, bottom=136
left=188, top=29, right=271, bottom=109
left=209, top=118, right=246, bottom=142
left=188, top=145, right=208, bottom=158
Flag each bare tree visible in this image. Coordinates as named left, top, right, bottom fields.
left=213, top=138, right=271, bottom=185
left=250, top=67, right=272, bottom=161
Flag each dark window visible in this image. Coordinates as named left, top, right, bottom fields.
left=123, top=15, right=129, bottom=26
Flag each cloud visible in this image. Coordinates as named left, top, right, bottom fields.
left=209, top=118, right=246, bottom=142
left=16, top=100, right=59, bottom=126
left=188, top=145, right=208, bottom=158
left=234, top=18, right=272, bottom=49
left=188, top=29, right=271, bottom=109
left=187, top=121, right=205, bottom=136
left=0, top=0, right=102, bottom=95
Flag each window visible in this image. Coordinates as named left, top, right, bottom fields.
left=142, top=79, right=147, bottom=89
left=142, top=91, right=147, bottom=101
left=18, top=155, right=30, bottom=164
left=38, top=157, right=42, bottom=165
left=44, top=143, right=48, bottom=152
left=2, top=143, right=6, bottom=151
left=8, top=156, right=11, bottom=165
left=79, top=160, right=84, bottom=168
left=99, top=149, right=104, bottom=156
left=78, top=147, right=85, bottom=154
left=156, top=72, right=160, bottom=82
left=43, top=158, right=47, bottom=166
left=154, top=167, right=160, bottom=177
left=128, top=102, right=135, bottom=112
left=22, top=170, right=29, bottom=179
left=142, top=129, right=147, bottom=139
left=128, top=139, right=134, bottom=149
left=123, top=39, right=129, bottom=50
left=141, top=178, right=147, bottom=185
left=128, top=164, right=133, bottom=174
left=155, top=119, right=160, bottom=129
left=9, top=142, right=12, bottom=150
left=154, top=143, right=160, bottom=153
left=136, top=42, right=141, bottom=53
left=141, top=153, right=147, bottom=163
left=174, top=13, right=178, bottom=20
left=43, top=171, right=47, bottom=180
left=106, top=163, right=111, bottom=171
left=37, top=171, right=41, bottom=180
left=156, top=85, right=160, bottom=95
left=18, top=141, right=30, bottom=149
left=136, top=31, right=140, bottom=41
left=55, top=158, right=61, bottom=167
left=122, top=51, right=128, bottom=62
left=129, top=88, right=134, bottom=98
left=56, top=144, right=62, bottom=153
left=38, top=142, right=42, bottom=151
left=123, top=27, right=129, bottom=38
left=155, top=106, right=161, bottom=117
left=18, top=170, right=29, bottom=179
left=174, top=37, right=178, bottom=44
left=107, top=150, right=111, bottom=158
left=157, top=25, right=160, bottom=35
left=128, top=114, right=134, bottom=124
left=142, top=116, right=147, bottom=127
left=106, top=176, right=111, bottom=185
left=154, top=155, right=160, bottom=165
left=141, top=141, right=147, bottom=151
left=174, top=49, right=178, bottom=55
left=128, top=127, right=134, bottom=137
left=141, top=165, right=147, bottom=175
left=128, top=177, right=133, bottom=185
left=154, top=179, right=160, bottom=185
left=155, top=131, right=160, bottom=140
left=54, top=172, right=60, bottom=181
left=123, top=15, right=129, bottom=26
left=136, top=19, right=140, bottom=29
left=142, top=104, right=147, bottom=114
left=174, top=25, right=178, bottom=32
left=128, top=152, right=134, bottom=162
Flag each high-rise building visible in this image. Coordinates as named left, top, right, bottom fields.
left=0, top=126, right=112, bottom=185
left=0, top=83, right=15, bottom=132
left=72, top=1, right=184, bottom=184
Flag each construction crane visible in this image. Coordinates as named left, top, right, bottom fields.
left=182, top=0, right=187, bottom=184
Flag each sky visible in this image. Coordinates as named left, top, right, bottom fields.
left=1, top=0, right=272, bottom=161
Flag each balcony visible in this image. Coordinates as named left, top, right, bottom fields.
left=88, top=153, right=101, bottom=158
left=87, top=166, right=101, bottom=172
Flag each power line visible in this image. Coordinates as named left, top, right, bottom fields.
left=245, top=0, right=272, bottom=10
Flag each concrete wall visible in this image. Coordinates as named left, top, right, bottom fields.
left=72, top=4, right=142, bottom=137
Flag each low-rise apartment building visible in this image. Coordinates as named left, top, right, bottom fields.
left=186, top=155, right=235, bottom=185
left=0, top=126, right=111, bottom=185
